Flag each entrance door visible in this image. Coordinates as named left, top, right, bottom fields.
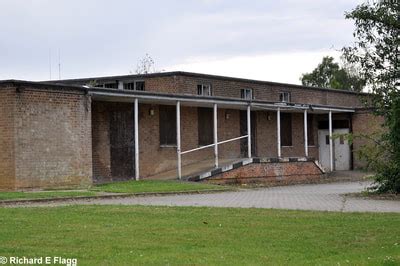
left=110, top=109, right=134, bottom=179
left=333, top=128, right=350, bottom=170
left=318, top=128, right=351, bottom=171
left=318, top=130, right=331, bottom=171
left=240, top=111, right=257, bottom=157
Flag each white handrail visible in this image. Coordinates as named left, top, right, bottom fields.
left=217, top=135, right=248, bottom=145
left=180, top=135, right=248, bottom=155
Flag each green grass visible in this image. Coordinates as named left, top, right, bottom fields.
left=91, top=180, right=229, bottom=194
left=0, top=191, right=97, bottom=201
left=0, top=181, right=228, bottom=201
left=0, top=206, right=399, bottom=265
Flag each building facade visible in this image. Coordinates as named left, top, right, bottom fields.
left=0, top=72, right=380, bottom=190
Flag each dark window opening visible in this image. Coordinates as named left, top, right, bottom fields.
left=159, top=105, right=177, bottom=146
left=307, top=114, right=315, bottom=146
left=104, top=82, right=118, bottom=89
left=198, top=107, right=213, bottom=146
left=124, top=82, right=135, bottom=90
left=325, top=135, right=330, bottom=145
left=281, top=113, right=292, bottom=146
left=318, top=120, right=350, bottom=129
left=135, top=81, right=145, bottom=91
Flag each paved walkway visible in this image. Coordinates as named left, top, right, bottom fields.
left=8, top=181, right=400, bottom=212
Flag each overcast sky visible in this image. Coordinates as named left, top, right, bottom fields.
left=0, top=0, right=363, bottom=84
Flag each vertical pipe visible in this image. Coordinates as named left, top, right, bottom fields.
left=304, top=109, right=308, bottom=157
left=329, top=110, right=334, bottom=172
left=247, top=105, right=251, bottom=158
left=213, top=103, right=219, bottom=168
left=277, top=108, right=281, bottom=158
left=134, top=98, right=139, bottom=180
left=176, top=101, right=182, bottom=179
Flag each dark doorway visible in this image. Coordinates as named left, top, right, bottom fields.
left=240, top=110, right=257, bottom=157
left=109, top=107, right=134, bottom=179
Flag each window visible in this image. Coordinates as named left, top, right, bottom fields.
left=159, top=105, right=176, bottom=146
left=307, top=114, right=315, bottom=146
left=123, top=82, right=135, bottom=90
left=198, top=107, right=213, bottom=145
left=123, top=81, right=145, bottom=91
left=197, top=84, right=212, bottom=96
left=104, top=82, right=118, bottom=89
left=135, top=81, right=145, bottom=91
left=280, top=113, right=292, bottom=146
left=241, top=89, right=253, bottom=100
left=279, top=92, right=291, bottom=102
left=325, top=135, right=330, bottom=145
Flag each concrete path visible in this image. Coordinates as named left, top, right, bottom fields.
left=8, top=181, right=400, bottom=213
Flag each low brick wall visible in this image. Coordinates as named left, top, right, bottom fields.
left=205, top=161, right=323, bottom=185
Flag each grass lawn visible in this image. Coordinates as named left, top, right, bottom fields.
left=91, top=180, right=229, bottom=194
left=0, top=180, right=228, bottom=201
left=0, top=206, right=399, bottom=265
left=0, top=191, right=97, bottom=201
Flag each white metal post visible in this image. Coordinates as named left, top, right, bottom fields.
left=329, top=110, right=334, bottom=172
left=213, top=103, right=219, bottom=168
left=277, top=108, right=281, bottom=158
left=176, top=101, right=182, bottom=179
left=247, top=105, right=251, bottom=158
left=304, top=109, right=308, bottom=157
left=134, top=98, right=139, bottom=180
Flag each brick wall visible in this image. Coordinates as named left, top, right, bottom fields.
left=12, top=87, right=92, bottom=189
left=0, top=88, right=16, bottom=190
left=172, top=75, right=364, bottom=108
left=352, top=110, right=385, bottom=169
left=205, top=161, right=323, bottom=185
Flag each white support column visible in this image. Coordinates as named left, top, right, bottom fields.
left=329, top=110, right=334, bottom=172
left=134, top=98, right=139, bottom=180
left=247, top=105, right=251, bottom=158
left=213, top=103, right=219, bottom=168
left=304, top=109, right=308, bottom=157
left=176, top=101, right=182, bottom=179
left=277, top=108, right=281, bottom=158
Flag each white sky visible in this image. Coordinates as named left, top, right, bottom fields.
left=0, top=0, right=363, bottom=84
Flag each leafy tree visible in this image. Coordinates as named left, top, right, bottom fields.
left=343, top=0, right=399, bottom=193
left=300, top=56, right=365, bottom=92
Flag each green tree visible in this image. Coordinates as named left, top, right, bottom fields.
left=300, top=56, right=365, bottom=92
left=343, top=0, right=399, bottom=193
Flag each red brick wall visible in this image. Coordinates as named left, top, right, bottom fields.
left=12, top=88, right=92, bottom=189
left=172, top=75, right=364, bottom=108
left=352, top=110, right=385, bottom=169
left=206, top=161, right=323, bottom=185
left=0, top=88, right=16, bottom=190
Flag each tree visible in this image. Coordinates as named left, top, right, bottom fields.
left=343, top=0, right=399, bottom=193
left=300, top=56, right=365, bottom=92
left=135, top=53, right=156, bottom=74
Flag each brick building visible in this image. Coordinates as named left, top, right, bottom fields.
left=0, top=71, right=380, bottom=190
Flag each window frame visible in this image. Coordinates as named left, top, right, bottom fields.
left=279, top=92, right=291, bottom=103
left=197, top=84, right=212, bottom=96
left=241, top=88, right=253, bottom=100
left=134, top=80, right=145, bottom=91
